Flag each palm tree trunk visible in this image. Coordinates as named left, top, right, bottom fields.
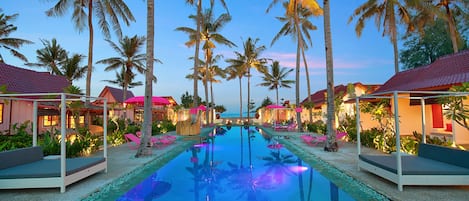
left=136, top=0, right=154, bottom=157
left=445, top=4, right=459, bottom=53
left=123, top=69, right=128, bottom=121
left=85, top=0, right=94, bottom=128
left=193, top=0, right=202, bottom=107
left=324, top=0, right=337, bottom=152
left=247, top=68, right=251, bottom=125
left=301, top=47, right=313, bottom=123
left=239, top=78, right=243, bottom=120
left=210, top=78, right=214, bottom=124
left=294, top=8, right=302, bottom=132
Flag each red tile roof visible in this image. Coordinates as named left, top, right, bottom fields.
left=98, top=86, right=135, bottom=103
left=0, top=63, right=69, bottom=93
left=374, top=50, right=469, bottom=93
left=301, top=82, right=381, bottom=107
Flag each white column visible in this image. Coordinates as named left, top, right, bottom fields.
left=33, top=101, right=38, bottom=146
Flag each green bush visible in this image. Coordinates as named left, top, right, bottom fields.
left=152, top=120, right=176, bottom=135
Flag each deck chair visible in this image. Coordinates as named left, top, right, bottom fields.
left=124, top=133, right=159, bottom=149
left=303, top=132, right=347, bottom=146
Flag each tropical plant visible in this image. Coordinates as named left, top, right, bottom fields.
left=258, top=61, right=294, bottom=105
left=412, top=0, right=468, bottom=53
left=136, top=0, right=155, bottom=157
left=439, top=82, right=469, bottom=131
left=46, top=0, right=135, bottom=127
left=348, top=0, right=415, bottom=74
left=268, top=1, right=322, bottom=128
left=0, top=10, right=33, bottom=63
left=225, top=37, right=267, bottom=124
left=400, top=19, right=467, bottom=70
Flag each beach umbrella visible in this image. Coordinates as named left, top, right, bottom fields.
left=124, top=96, right=170, bottom=105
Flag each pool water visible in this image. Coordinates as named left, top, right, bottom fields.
left=117, top=126, right=355, bottom=201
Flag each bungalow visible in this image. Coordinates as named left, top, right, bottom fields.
left=367, top=50, right=469, bottom=144
left=300, top=82, right=381, bottom=128
left=0, top=63, right=70, bottom=134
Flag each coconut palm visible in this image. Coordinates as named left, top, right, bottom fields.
left=348, top=0, right=415, bottom=74
left=270, top=2, right=321, bottom=125
left=412, top=0, right=468, bottom=53
left=184, top=0, right=229, bottom=109
left=177, top=8, right=235, bottom=124
left=46, top=0, right=135, bottom=126
left=136, top=0, right=155, bottom=157
left=96, top=35, right=156, bottom=106
left=258, top=61, right=294, bottom=105
left=26, top=38, right=67, bottom=75
left=0, top=10, right=33, bottom=63
left=226, top=55, right=248, bottom=120
left=323, top=0, right=336, bottom=152
left=226, top=37, right=267, bottom=124
left=60, top=53, right=87, bottom=85
left=102, top=69, right=143, bottom=90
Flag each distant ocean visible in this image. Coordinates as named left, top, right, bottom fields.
left=220, top=112, right=256, bottom=118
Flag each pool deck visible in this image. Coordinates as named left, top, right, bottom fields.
left=1, top=128, right=468, bottom=201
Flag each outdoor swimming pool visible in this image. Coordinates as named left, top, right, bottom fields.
left=116, top=126, right=356, bottom=201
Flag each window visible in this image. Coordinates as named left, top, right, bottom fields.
left=43, top=115, right=59, bottom=127
left=68, top=115, right=85, bottom=128
left=0, top=103, right=3, bottom=124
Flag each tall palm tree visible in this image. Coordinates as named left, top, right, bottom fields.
left=26, top=38, right=67, bottom=75
left=226, top=37, right=267, bottom=124
left=226, top=55, right=248, bottom=121
left=323, top=0, right=336, bottom=152
left=177, top=8, right=235, bottom=124
left=96, top=35, right=150, bottom=106
left=184, top=0, right=229, bottom=109
left=258, top=61, right=294, bottom=105
left=46, top=0, right=135, bottom=126
left=270, top=2, right=321, bottom=126
left=413, top=0, right=468, bottom=53
left=348, top=0, right=415, bottom=74
left=102, top=69, right=143, bottom=90
left=0, top=10, right=33, bottom=63
left=136, top=0, right=155, bottom=157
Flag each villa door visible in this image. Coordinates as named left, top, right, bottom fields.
left=431, top=104, right=444, bottom=128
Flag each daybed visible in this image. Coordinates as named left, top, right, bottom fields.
left=0, top=93, right=109, bottom=193
left=358, top=143, right=469, bottom=191
left=0, top=146, right=106, bottom=192
left=356, top=91, right=469, bottom=191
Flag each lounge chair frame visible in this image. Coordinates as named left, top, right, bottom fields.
left=356, top=90, right=469, bottom=191
left=0, top=93, right=108, bottom=193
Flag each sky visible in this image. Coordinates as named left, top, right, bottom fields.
left=2, top=0, right=397, bottom=114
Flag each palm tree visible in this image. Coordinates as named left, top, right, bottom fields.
left=323, top=0, right=336, bottom=152
left=226, top=37, right=267, bottom=124
left=184, top=0, right=229, bottom=109
left=177, top=8, right=235, bottom=124
left=26, top=38, right=67, bottom=75
left=258, top=61, right=294, bottom=105
left=96, top=35, right=150, bottom=107
left=226, top=55, right=248, bottom=121
left=46, top=0, right=135, bottom=126
left=348, top=0, right=414, bottom=74
left=102, top=69, right=143, bottom=90
left=412, top=0, right=468, bottom=53
left=27, top=38, right=86, bottom=85
left=136, top=0, right=155, bottom=157
left=270, top=2, right=321, bottom=126
left=60, top=53, right=87, bottom=85
left=0, top=10, right=33, bottom=63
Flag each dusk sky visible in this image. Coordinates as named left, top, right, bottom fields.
left=2, top=0, right=397, bottom=113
